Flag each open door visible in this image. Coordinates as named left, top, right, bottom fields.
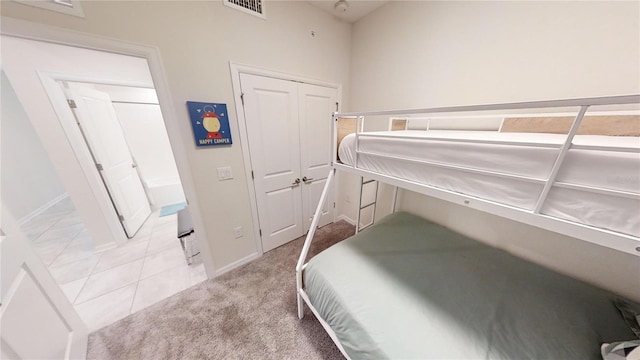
left=65, top=83, right=151, bottom=238
left=1, top=207, right=88, bottom=359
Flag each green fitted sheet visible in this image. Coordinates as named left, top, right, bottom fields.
left=304, top=212, right=638, bottom=359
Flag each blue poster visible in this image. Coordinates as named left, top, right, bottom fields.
left=186, top=101, right=232, bottom=147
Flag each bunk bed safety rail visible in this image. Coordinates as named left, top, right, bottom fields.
left=296, top=167, right=336, bottom=319
left=533, top=106, right=588, bottom=212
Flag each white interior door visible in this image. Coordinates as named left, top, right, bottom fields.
left=1, top=207, right=88, bottom=360
left=299, top=83, right=337, bottom=232
left=66, top=83, right=151, bottom=238
left=241, top=74, right=304, bottom=252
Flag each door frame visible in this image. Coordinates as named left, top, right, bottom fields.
left=1, top=16, right=216, bottom=277
left=229, top=62, right=342, bottom=255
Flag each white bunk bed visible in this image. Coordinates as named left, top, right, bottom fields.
left=295, top=95, right=640, bottom=359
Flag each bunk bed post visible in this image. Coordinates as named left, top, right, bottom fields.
left=296, top=168, right=336, bottom=319
left=391, top=186, right=399, bottom=213
left=355, top=176, right=363, bottom=234
left=332, top=112, right=338, bottom=166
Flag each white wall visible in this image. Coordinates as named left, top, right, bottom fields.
left=350, top=1, right=639, bottom=111
left=112, top=102, right=185, bottom=197
left=1, top=1, right=352, bottom=272
left=1, top=70, right=67, bottom=222
left=83, top=83, right=184, bottom=205
left=347, top=1, right=640, bottom=300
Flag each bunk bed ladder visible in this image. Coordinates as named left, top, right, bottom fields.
left=356, top=177, right=379, bottom=234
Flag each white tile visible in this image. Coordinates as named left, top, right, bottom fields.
left=53, top=213, right=85, bottom=228
left=27, top=213, right=66, bottom=228
left=151, top=222, right=176, bottom=237
left=32, top=236, right=73, bottom=253
left=59, top=277, right=88, bottom=303
left=131, top=265, right=201, bottom=313
left=74, top=284, right=136, bottom=331
left=93, top=241, right=148, bottom=273
left=146, top=232, right=179, bottom=255
left=50, top=231, right=95, bottom=266
left=37, top=245, right=69, bottom=266
left=75, top=259, right=143, bottom=304
left=155, top=213, right=177, bottom=225
left=37, top=223, right=84, bottom=242
left=48, top=255, right=100, bottom=284
left=32, top=237, right=73, bottom=266
left=22, top=222, right=57, bottom=240
left=131, top=226, right=152, bottom=241
left=140, top=246, right=186, bottom=279
left=153, top=223, right=177, bottom=237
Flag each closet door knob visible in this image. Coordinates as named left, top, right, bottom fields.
left=302, top=176, right=314, bottom=184
left=292, top=178, right=301, bottom=186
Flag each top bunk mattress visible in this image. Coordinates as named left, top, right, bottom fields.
left=338, top=130, right=640, bottom=237
left=304, top=212, right=639, bottom=360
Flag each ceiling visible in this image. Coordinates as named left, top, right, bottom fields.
left=307, top=0, right=389, bottom=24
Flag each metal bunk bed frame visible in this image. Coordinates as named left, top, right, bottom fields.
left=295, top=94, right=640, bottom=358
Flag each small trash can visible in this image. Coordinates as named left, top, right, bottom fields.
left=177, top=207, right=200, bottom=265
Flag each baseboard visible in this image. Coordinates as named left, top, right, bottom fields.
left=336, top=214, right=356, bottom=225
left=94, top=242, right=117, bottom=254
left=214, top=252, right=261, bottom=277
left=18, top=192, right=70, bottom=225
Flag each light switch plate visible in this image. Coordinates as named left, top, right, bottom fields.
left=217, top=166, right=233, bottom=180
left=233, top=226, right=243, bottom=238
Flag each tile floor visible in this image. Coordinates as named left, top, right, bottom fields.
left=21, top=197, right=207, bottom=331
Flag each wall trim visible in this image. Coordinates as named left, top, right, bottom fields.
left=336, top=214, right=356, bottom=225
left=18, top=192, right=70, bottom=225
left=214, top=252, right=261, bottom=277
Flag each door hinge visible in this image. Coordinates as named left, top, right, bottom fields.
left=118, top=214, right=125, bottom=222
left=335, top=102, right=339, bottom=111
left=67, top=99, right=77, bottom=108
left=259, top=229, right=262, bottom=237
left=240, top=93, right=245, bottom=106
left=333, top=202, right=336, bottom=208
left=96, top=163, right=104, bottom=171
left=251, top=170, right=254, bottom=180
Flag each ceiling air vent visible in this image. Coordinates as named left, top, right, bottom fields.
left=12, top=0, right=85, bottom=17
left=223, top=0, right=266, bottom=20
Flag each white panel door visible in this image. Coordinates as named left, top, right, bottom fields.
left=67, top=84, right=151, bottom=238
left=299, top=83, right=337, bottom=232
left=1, top=207, right=88, bottom=359
left=241, top=74, right=304, bottom=252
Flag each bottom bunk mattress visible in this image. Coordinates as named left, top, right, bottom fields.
left=303, top=212, right=638, bottom=359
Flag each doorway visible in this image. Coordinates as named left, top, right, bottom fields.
left=231, top=66, right=340, bottom=252
left=1, top=34, right=208, bottom=331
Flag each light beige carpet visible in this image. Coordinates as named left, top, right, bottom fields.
left=87, top=221, right=355, bottom=359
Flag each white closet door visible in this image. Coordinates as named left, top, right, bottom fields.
left=67, top=84, right=151, bottom=238
left=299, top=83, right=337, bottom=232
left=1, top=207, right=88, bottom=360
left=240, top=74, right=304, bottom=252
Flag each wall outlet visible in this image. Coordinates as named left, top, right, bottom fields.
left=233, top=226, right=243, bottom=238
left=217, top=166, right=233, bottom=180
